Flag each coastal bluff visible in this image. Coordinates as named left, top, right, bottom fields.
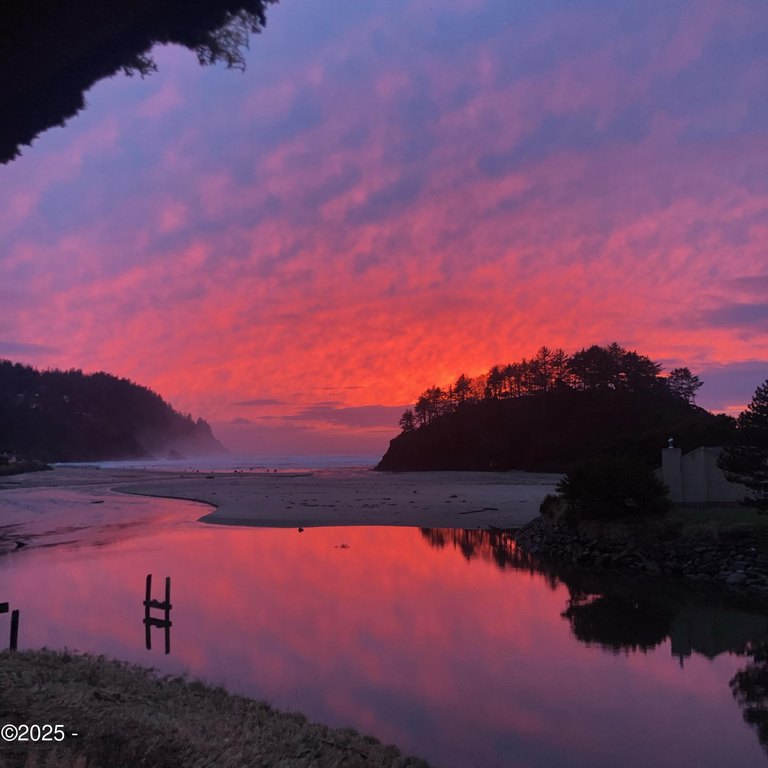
left=0, top=360, right=226, bottom=462
left=377, top=388, right=733, bottom=472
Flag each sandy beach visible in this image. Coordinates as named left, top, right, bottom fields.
left=0, top=465, right=560, bottom=553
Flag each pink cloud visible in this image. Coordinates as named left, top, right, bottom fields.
left=0, top=0, right=766, bottom=451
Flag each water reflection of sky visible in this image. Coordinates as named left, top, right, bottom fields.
left=1, top=516, right=765, bottom=767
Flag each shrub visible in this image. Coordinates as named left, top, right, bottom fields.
left=539, top=493, right=567, bottom=520
left=557, top=455, right=669, bottom=522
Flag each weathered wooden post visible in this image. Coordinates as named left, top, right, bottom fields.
left=1, top=601, right=19, bottom=651
left=9, top=610, right=19, bottom=652
left=144, top=574, right=152, bottom=650
left=163, top=576, right=171, bottom=654
left=142, top=574, right=173, bottom=655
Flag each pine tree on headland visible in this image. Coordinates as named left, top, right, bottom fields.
left=453, top=373, right=473, bottom=404
left=399, top=408, right=416, bottom=433
left=397, top=343, right=670, bottom=430
left=718, top=379, right=768, bottom=509
left=384, top=343, right=733, bottom=473
left=666, top=367, right=703, bottom=404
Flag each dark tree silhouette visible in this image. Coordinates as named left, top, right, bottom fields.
left=666, top=367, right=703, bottom=404
left=556, top=455, right=669, bottom=521
left=568, top=343, right=661, bottom=392
left=412, top=386, right=450, bottom=427
left=452, top=373, right=474, bottom=405
left=418, top=528, right=542, bottom=575
left=381, top=343, right=726, bottom=472
left=568, top=345, right=621, bottom=390
left=400, top=342, right=692, bottom=437
left=484, top=365, right=506, bottom=399
left=562, top=593, right=674, bottom=652
left=719, top=379, right=768, bottom=509
left=398, top=408, right=416, bottom=433
left=0, top=0, right=277, bottom=164
left=731, top=644, right=768, bottom=756
left=0, top=359, right=226, bottom=461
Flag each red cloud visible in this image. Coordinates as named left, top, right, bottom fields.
left=1, top=0, right=766, bottom=452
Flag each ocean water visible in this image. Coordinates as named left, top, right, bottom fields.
left=56, top=453, right=382, bottom=474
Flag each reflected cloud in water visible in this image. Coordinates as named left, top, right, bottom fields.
left=421, top=527, right=768, bottom=656
left=2, top=520, right=767, bottom=766
left=420, top=525, right=768, bottom=758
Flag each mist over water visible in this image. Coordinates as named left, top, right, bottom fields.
left=56, top=453, right=383, bottom=473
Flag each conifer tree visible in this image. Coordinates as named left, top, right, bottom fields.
left=666, top=367, right=703, bottom=404
left=719, top=379, right=768, bottom=509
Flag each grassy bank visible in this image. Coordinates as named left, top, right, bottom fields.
left=0, top=650, right=433, bottom=768
left=571, top=504, right=768, bottom=544
left=541, top=495, right=768, bottom=541
left=667, top=504, right=768, bottom=531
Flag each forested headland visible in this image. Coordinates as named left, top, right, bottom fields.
left=0, top=360, right=226, bottom=462
left=377, top=343, right=734, bottom=472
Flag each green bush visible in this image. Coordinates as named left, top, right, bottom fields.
left=557, top=455, right=669, bottom=522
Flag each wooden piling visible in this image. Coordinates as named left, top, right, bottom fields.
left=164, top=620, right=171, bottom=655
left=9, top=609, right=19, bottom=651
left=143, top=574, right=172, bottom=654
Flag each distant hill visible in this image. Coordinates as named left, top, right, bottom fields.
left=377, top=388, right=733, bottom=472
left=376, top=344, right=735, bottom=472
left=0, top=360, right=227, bottom=462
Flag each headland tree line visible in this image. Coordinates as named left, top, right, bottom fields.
left=0, top=359, right=225, bottom=463
left=377, top=343, right=734, bottom=472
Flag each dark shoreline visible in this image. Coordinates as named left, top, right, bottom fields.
left=0, top=649, right=433, bottom=768
left=514, top=513, right=768, bottom=612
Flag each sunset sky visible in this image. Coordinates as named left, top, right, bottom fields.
left=1, top=0, right=766, bottom=455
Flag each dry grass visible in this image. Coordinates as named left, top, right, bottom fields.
left=0, top=650, right=433, bottom=768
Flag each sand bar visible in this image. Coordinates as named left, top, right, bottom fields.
left=115, top=467, right=560, bottom=528
left=0, top=466, right=212, bottom=554
left=0, top=466, right=561, bottom=552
